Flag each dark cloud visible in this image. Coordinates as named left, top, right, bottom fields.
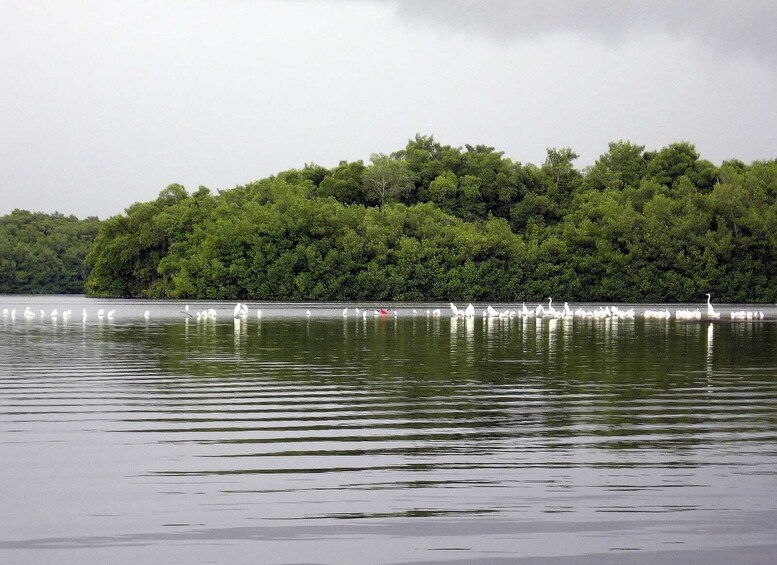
left=393, top=0, right=777, bottom=68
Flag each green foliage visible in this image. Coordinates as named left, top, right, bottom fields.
left=41, top=137, right=774, bottom=303
left=0, top=210, right=100, bottom=294
left=362, top=154, right=413, bottom=207
left=585, top=140, right=646, bottom=191
left=315, top=160, right=366, bottom=205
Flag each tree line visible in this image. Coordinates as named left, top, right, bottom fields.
left=4, top=135, right=776, bottom=301
left=0, top=210, right=100, bottom=294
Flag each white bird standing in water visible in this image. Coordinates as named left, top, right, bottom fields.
left=705, top=293, right=721, bottom=319
left=306, top=310, right=311, bottom=317
left=106, top=310, right=115, bottom=320
left=343, top=307, right=348, bottom=317
left=546, top=297, right=558, bottom=318
left=234, top=302, right=250, bottom=318
left=97, top=309, right=104, bottom=319
left=144, top=310, right=150, bottom=320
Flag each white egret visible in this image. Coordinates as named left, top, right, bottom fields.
left=450, top=303, right=460, bottom=317
left=144, top=310, right=150, bottom=320
left=97, top=309, right=105, bottom=319
left=343, top=307, right=348, bottom=317
left=256, top=309, right=263, bottom=318
left=306, top=310, right=311, bottom=317
left=705, top=293, right=721, bottom=319
left=464, top=303, right=475, bottom=318
left=546, top=298, right=558, bottom=317
left=675, top=308, right=701, bottom=320
left=106, top=310, right=115, bottom=320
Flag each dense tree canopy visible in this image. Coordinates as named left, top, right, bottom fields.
left=5, top=136, right=777, bottom=302
left=0, top=210, right=100, bottom=294
left=84, top=136, right=777, bottom=302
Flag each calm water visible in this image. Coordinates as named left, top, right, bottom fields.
left=2, top=296, right=777, bottom=564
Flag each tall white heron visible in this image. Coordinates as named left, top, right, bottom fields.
left=705, top=293, right=721, bottom=319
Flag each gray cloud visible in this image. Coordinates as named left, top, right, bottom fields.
left=392, top=0, right=777, bottom=68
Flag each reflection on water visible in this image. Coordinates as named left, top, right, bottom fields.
left=1, top=297, right=777, bottom=564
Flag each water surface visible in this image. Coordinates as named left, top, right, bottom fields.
left=1, top=296, right=776, bottom=564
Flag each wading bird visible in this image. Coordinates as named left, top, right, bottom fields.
left=705, top=293, right=721, bottom=319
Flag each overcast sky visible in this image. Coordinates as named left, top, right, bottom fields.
left=1, top=0, right=775, bottom=219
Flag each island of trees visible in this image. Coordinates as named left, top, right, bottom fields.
left=3, top=136, right=776, bottom=302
